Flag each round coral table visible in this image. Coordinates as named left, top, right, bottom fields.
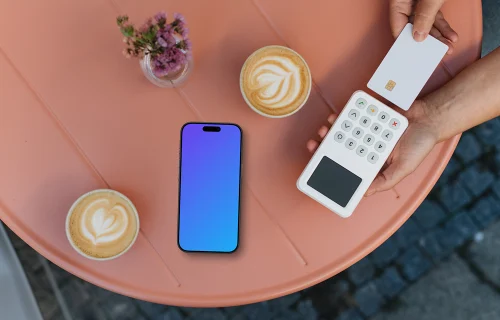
left=0, top=0, right=482, bottom=307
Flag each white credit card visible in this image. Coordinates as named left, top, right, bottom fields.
left=367, top=23, right=448, bottom=110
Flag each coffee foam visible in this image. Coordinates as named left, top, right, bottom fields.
left=241, top=46, right=311, bottom=117
left=67, top=190, right=138, bottom=259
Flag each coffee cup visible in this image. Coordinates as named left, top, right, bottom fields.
left=240, top=45, right=312, bottom=118
left=66, top=189, right=139, bottom=261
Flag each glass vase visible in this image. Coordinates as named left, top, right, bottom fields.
left=140, top=55, right=193, bottom=88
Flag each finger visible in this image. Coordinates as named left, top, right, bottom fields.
left=413, top=0, right=445, bottom=41
left=306, top=140, right=319, bottom=153
left=365, top=161, right=413, bottom=196
left=389, top=0, right=414, bottom=38
left=429, top=26, right=454, bottom=54
left=318, top=126, right=329, bottom=139
left=327, top=113, right=338, bottom=125
left=434, top=11, right=458, bottom=42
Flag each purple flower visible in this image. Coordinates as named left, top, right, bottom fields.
left=178, top=38, right=192, bottom=56
left=156, top=29, right=176, bottom=48
left=152, top=46, right=187, bottom=78
left=154, top=11, right=167, bottom=22
left=173, top=13, right=185, bottom=22
left=180, top=26, right=189, bottom=38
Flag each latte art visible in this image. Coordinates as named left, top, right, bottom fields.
left=241, top=46, right=311, bottom=117
left=67, top=190, right=139, bottom=260
left=249, top=56, right=301, bottom=108
left=81, top=199, right=128, bottom=245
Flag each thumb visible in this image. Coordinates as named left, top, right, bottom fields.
left=366, top=161, right=413, bottom=196
left=413, top=0, right=445, bottom=41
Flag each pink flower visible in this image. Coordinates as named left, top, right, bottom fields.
left=139, top=18, right=154, bottom=33
left=122, top=49, right=131, bottom=58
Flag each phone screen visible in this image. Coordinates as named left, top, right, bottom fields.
left=178, top=123, right=242, bottom=253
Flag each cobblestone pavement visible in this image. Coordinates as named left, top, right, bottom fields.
left=4, top=1, right=500, bottom=319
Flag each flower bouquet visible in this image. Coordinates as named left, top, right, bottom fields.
left=117, top=12, right=193, bottom=87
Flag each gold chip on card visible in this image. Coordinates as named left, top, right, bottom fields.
left=385, top=80, right=396, bottom=91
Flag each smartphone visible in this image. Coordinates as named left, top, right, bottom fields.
left=178, top=123, right=242, bottom=253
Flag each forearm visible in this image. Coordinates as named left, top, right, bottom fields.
left=423, top=47, right=500, bottom=142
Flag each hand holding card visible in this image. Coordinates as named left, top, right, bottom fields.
left=368, top=23, right=449, bottom=111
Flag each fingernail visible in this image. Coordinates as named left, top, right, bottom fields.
left=365, top=189, right=375, bottom=197
left=413, top=31, right=427, bottom=42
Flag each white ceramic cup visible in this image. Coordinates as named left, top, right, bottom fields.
left=65, top=189, right=140, bottom=261
left=240, top=45, right=312, bottom=118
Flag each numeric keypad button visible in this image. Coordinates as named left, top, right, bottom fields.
left=367, top=152, right=379, bottom=164
left=378, top=112, right=389, bottom=123
left=352, top=127, right=364, bottom=139
left=389, top=118, right=401, bottom=129
left=381, top=129, right=393, bottom=141
left=356, top=145, right=367, bottom=157
left=375, top=141, right=386, bottom=153
left=370, top=123, right=382, bottom=134
left=363, top=134, right=375, bottom=146
left=334, top=131, right=345, bottom=143
left=348, top=110, right=360, bottom=120
left=345, top=138, right=357, bottom=150
left=341, top=120, right=353, bottom=132
left=360, top=116, right=371, bottom=128
left=367, top=105, right=378, bottom=116
left=356, top=98, right=367, bottom=109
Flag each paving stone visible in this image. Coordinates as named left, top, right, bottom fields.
left=73, top=302, right=108, bottom=320
left=467, top=220, right=500, bottom=287
left=496, top=152, right=500, bottom=175
left=475, top=118, right=500, bottom=147
left=222, top=305, right=247, bottom=318
left=369, top=238, right=399, bottom=268
left=240, top=302, right=273, bottom=320
left=60, top=278, right=91, bottom=313
left=26, top=268, right=54, bottom=297
left=272, top=310, right=304, bottom=320
left=438, top=157, right=461, bottom=182
left=81, top=283, right=114, bottom=305
left=375, top=267, right=407, bottom=299
left=297, top=300, right=319, bottom=320
left=347, top=258, right=375, bottom=286
left=441, top=211, right=479, bottom=248
left=458, top=165, right=496, bottom=197
left=136, top=300, right=168, bottom=318
left=303, top=278, right=349, bottom=315
left=419, top=230, right=453, bottom=262
left=161, top=308, right=185, bottom=320
left=336, top=308, right=364, bottom=320
left=397, top=246, right=431, bottom=281
left=187, top=308, right=226, bottom=320
left=35, top=294, right=61, bottom=320
left=15, top=242, right=42, bottom=273
left=267, top=292, right=301, bottom=311
left=439, top=181, right=472, bottom=212
left=48, top=310, right=65, bottom=320
left=455, top=133, right=483, bottom=163
left=469, top=196, right=500, bottom=229
left=391, top=219, right=422, bottom=249
left=372, top=255, right=500, bottom=320
left=492, top=180, right=500, bottom=199
left=99, top=292, right=141, bottom=320
left=48, top=261, right=71, bottom=285
left=412, top=200, right=447, bottom=230
left=353, top=283, right=385, bottom=317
